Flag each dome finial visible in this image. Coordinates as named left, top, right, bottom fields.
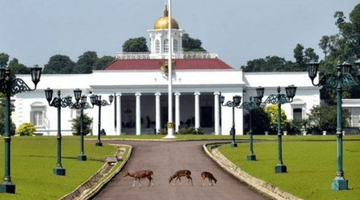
left=164, top=4, right=168, bottom=17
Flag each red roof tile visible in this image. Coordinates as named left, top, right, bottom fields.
left=104, top=58, right=233, bottom=70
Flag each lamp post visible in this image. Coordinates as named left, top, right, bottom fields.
left=308, top=60, right=360, bottom=190
left=264, top=85, right=297, bottom=173
left=239, top=87, right=264, bottom=161
left=90, top=94, right=114, bottom=147
left=220, top=95, right=242, bottom=147
left=0, top=64, right=42, bottom=194
left=45, top=89, right=73, bottom=176
left=70, top=88, right=92, bottom=161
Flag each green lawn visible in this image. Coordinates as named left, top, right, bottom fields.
left=218, top=135, right=360, bottom=200
left=0, top=136, right=119, bottom=200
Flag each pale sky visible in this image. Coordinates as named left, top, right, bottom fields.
left=0, top=0, right=359, bottom=69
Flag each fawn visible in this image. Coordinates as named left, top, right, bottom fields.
left=169, top=170, right=193, bottom=186
left=123, top=170, right=154, bottom=187
left=201, top=171, right=217, bottom=186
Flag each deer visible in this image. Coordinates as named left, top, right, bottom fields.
left=123, top=170, right=154, bottom=187
left=169, top=170, right=193, bottom=186
left=201, top=171, right=217, bottom=186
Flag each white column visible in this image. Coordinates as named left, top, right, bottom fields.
left=194, top=92, right=201, bottom=129
left=214, top=92, right=220, bottom=135
left=116, top=94, right=122, bottom=135
left=175, top=92, right=181, bottom=132
left=155, top=92, right=161, bottom=134
left=135, top=93, right=141, bottom=136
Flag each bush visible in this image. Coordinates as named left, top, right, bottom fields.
left=71, top=113, right=93, bottom=136
left=265, top=105, right=288, bottom=134
left=177, top=127, right=205, bottom=135
left=243, top=106, right=271, bottom=135
left=16, top=122, right=36, bottom=136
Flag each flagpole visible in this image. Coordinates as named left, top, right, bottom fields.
left=165, top=0, right=175, bottom=138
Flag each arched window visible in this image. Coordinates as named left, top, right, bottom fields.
left=164, top=39, right=169, bottom=53
left=30, top=102, right=46, bottom=127
left=173, top=39, right=178, bottom=53
left=155, top=40, right=160, bottom=53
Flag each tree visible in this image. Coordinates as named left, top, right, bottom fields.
left=0, top=53, right=9, bottom=67
left=319, top=35, right=330, bottom=58
left=243, top=106, right=271, bottom=134
left=93, top=56, right=115, bottom=70
left=241, top=56, right=295, bottom=72
left=264, top=105, right=288, bottom=134
left=71, top=113, right=93, bottom=136
left=0, top=94, right=16, bottom=136
left=43, top=54, right=75, bottom=74
left=182, top=33, right=206, bottom=52
left=73, top=51, right=98, bottom=74
left=122, top=37, right=149, bottom=52
left=307, top=104, right=350, bottom=134
left=9, top=58, right=31, bottom=74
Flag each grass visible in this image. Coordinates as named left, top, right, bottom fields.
left=218, top=135, right=360, bottom=200
left=0, top=136, right=119, bottom=200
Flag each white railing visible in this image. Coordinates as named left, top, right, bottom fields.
left=115, top=52, right=218, bottom=60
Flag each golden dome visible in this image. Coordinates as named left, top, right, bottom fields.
left=153, top=6, right=179, bottom=30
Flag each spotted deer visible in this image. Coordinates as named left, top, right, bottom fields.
left=123, top=170, right=154, bottom=187
left=169, top=170, right=193, bottom=186
left=201, top=171, right=217, bottom=186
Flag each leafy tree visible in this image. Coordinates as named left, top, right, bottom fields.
left=93, top=56, right=115, bottom=70
left=293, top=44, right=319, bottom=71
left=264, top=105, right=288, bottom=133
left=307, top=104, right=350, bottom=134
left=43, top=54, right=75, bottom=74
left=73, top=51, right=98, bottom=74
left=319, top=35, right=330, bottom=58
left=182, top=33, right=206, bottom=52
left=122, top=37, right=149, bottom=52
left=16, top=122, right=36, bottom=136
left=0, top=94, right=16, bottom=136
left=243, top=106, right=271, bottom=134
left=241, top=56, right=295, bottom=72
left=0, top=53, right=9, bottom=67
left=71, top=113, right=93, bottom=136
left=9, top=58, right=31, bottom=74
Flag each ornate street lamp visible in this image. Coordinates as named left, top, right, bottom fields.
left=90, top=94, right=114, bottom=146
left=220, top=95, right=242, bottom=147
left=308, top=60, right=360, bottom=190
left=239, top=86, right=264, bottom=161
left=45, top=89, right=73, bottom=176
left=0, top=64, right=42, bottom=194
left=264, top=85, right=297, bottom=173
left=70, top=88, right=93, bottom=161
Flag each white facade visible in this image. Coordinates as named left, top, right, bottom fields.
left=12, top=71, right=320, bottom=136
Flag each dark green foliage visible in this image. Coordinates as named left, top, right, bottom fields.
left=177, top=127, right=205, bottom=135
left=73, top=51, right=98, bottom=74
left=182, top=33, right=206, bottom=52
left=8, top=58, right=31, bottom=74
left=0, top=94, right=16, bottom=136
left=43, top=54, right=75, bottom=74
left=0, top=53, right=9, bottom=67
left=71, top=113, right=93, bottom=136
left=122, top=37, right=149, bottom=52
left=307, top=104, right=351, bottom=134
left=93, top=56, right=115, bottom=70
left=243, top=106, right=271, bottom=135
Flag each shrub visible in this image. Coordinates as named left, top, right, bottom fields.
left=71, top=113, right=93, bottom=136
left=243, top=106, right=271, bottom=135
left=16, top=122, right=36, bottom=136
left=265, top=105, right=288, bottom=134
left=177, top=127, right=205, bottom=135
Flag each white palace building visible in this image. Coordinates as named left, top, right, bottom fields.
left=12, top=7, right=322, bottom=136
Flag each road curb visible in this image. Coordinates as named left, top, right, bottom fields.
left=203, top=142, right=302, bottom=200
left=59, top=144, right=133, bottom=200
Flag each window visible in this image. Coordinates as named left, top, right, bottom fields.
left=155, top=40, right=160, bottom=53
left=30, top=102, right=46, bottom=127
left=164, top=39, right=169, bottom=53
left=293, top=108, right=302, bottom=122
left=174, top=39, right=178, bottom=52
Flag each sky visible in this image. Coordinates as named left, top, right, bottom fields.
left=0, top=0, right=359, bottom=69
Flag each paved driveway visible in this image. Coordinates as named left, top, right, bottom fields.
left=93, top=140, right=269, bottom=200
